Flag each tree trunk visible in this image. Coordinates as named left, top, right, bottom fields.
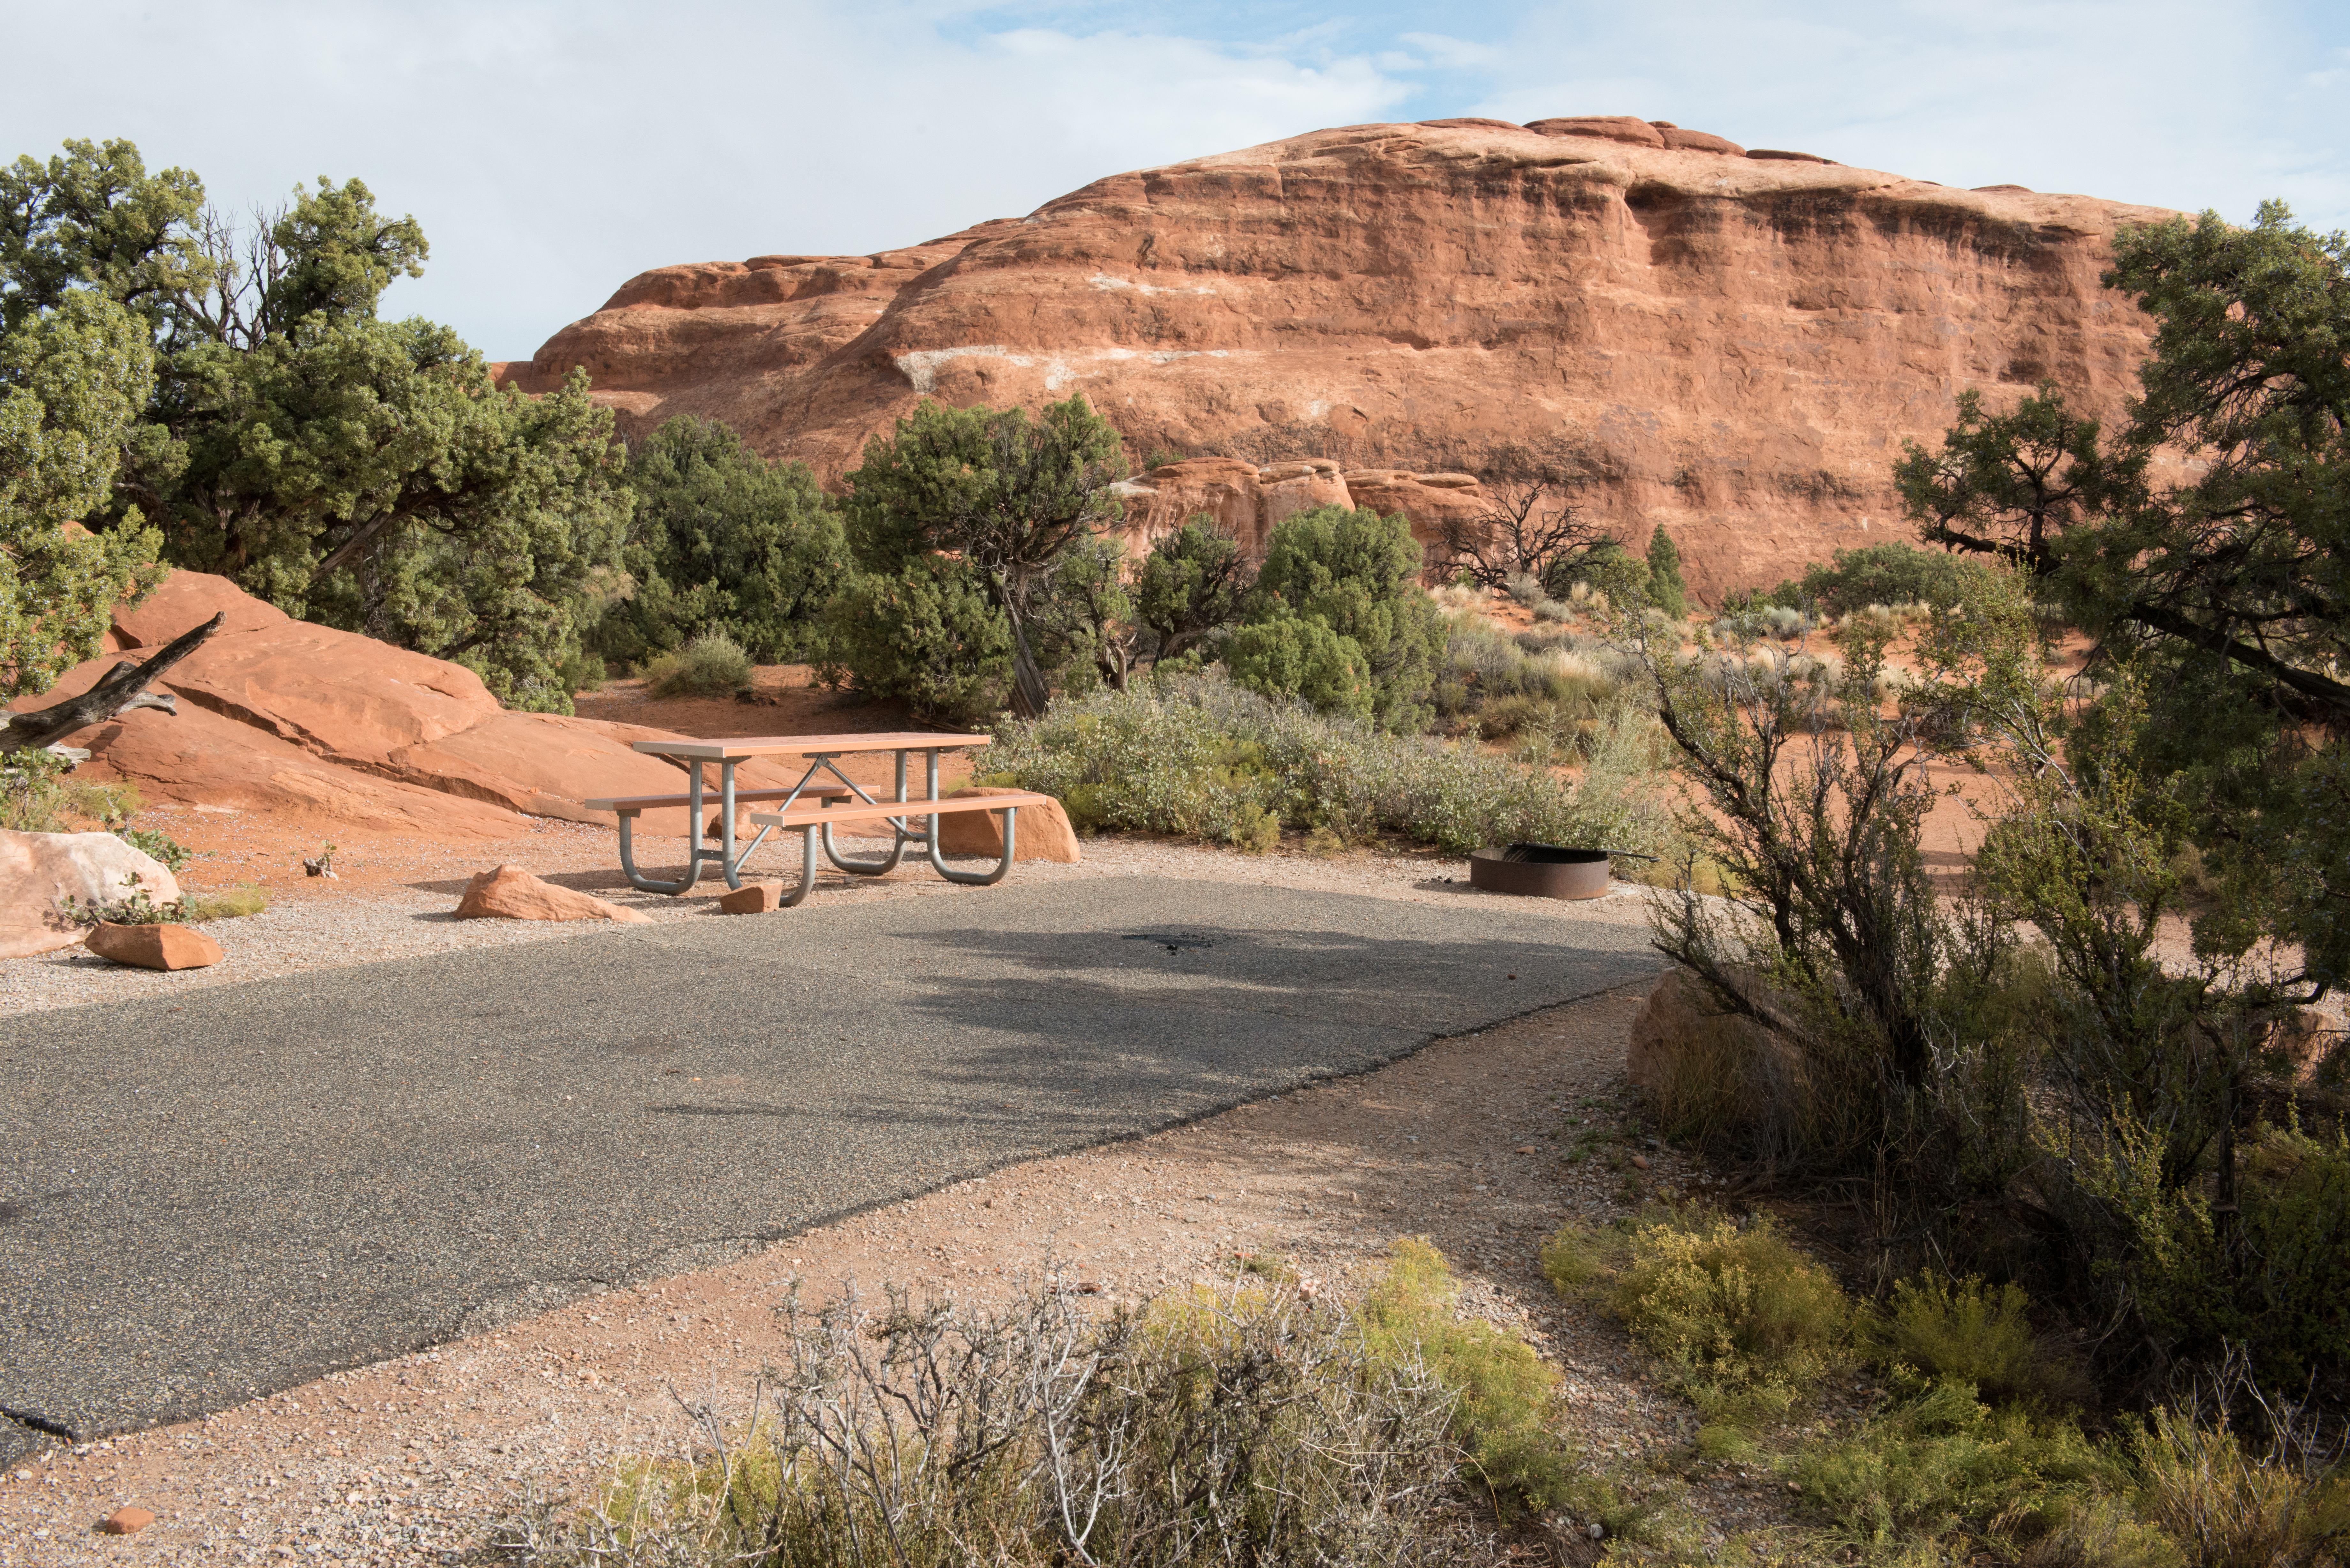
left=987, top=571, right=1052, bottom=720
left=0, top=614, right=226, bottom=755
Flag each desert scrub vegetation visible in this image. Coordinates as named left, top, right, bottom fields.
left=1541, top=1207, right=2350, bottom=1564
left=644, top=631, right=755, bottom=698
left=1430, top=612, right=1641, bottom=741
left=981, top=667, right=1672, bottom=856
left=506, top=1246, right=1596, bottom=1567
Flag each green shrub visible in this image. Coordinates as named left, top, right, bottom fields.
left=1646, top=526, right=1689, bottom=618
left=1795, top=1377, right=2115, bottom=1554
left=0, top=746, right=71, bottom=830
left=594, top=416, right=851, bottom=667
left=116, top=825, right=190, bottom=872
left=1863, top=1274, right=2047, bottom=1405
left=1358, top=1238, right=1574, bottom=1514
left=1767, top=542, right=1997, bottom=617
left=1540, top=1220, right=1629, bottom=1298
left=986, top=668, right=1673, bottom=856
left=1240, top=504, right=1446, bottom=731
left=1612, top=1213, right=1851, bottom=1393
left=56, top=871, right=183, bottom=927
left=643, top=632, right=753, bottom=698
left=1224, top=613, right=1374, bottom=721
left=820, top=557, right=1014, bottom=726
left=1133, top=517, right=1249, bottom=664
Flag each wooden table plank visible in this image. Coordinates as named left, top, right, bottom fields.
left=631, top=732, right=991, bottom=761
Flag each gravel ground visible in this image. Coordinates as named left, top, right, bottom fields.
left=0, top=970, right=1807, bottom=1566
left=1, top=825, right=1659, bottom=1015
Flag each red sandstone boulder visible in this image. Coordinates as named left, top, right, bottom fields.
left=454, top=865, right=651, bottom=923
left=13, top=572, right=810, bottom=838
left=85, top=921, right=224, bottom=971
left=105, top=571, right=290, bottom=652
left=1627, top=968, right=1790, bottom=1125
left=71, top=697, right=530, bottom=838
left=933, top=788, right=1081, bottom=863
left=0, top=831, right=182, bottom=959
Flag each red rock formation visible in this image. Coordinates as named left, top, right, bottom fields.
left=11, top=573, right=810, bottom=837
left=454, top=864, right=651, bottom=923
left=506, top=119, right=2172, bottom=598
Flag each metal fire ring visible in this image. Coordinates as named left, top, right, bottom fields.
left=1467, top=843, right=1612, bottom=901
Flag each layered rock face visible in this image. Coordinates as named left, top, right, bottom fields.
left=503, top=119, right=2171, bottom=598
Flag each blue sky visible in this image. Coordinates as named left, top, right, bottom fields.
left=6, top=0, right=2344, bottom=357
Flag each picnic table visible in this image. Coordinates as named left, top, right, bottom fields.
left=586, top=732, right=1050, bottom=905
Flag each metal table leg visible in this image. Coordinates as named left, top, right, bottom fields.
left=616, top=762, right=709, bottom=895
left=821, top=749, right=914, bottom=876
left=928, top=803, right=1019, bottom=886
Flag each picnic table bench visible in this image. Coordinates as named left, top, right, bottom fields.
left=587, top=731, right=1049, bottom=905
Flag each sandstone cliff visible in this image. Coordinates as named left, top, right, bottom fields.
left=501, top=118, right=2174, bottom=598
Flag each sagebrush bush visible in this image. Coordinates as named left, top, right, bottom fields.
left=1766, top=542, right=1999, bottom=617
left=1433, top=614, right=1634, bottom=739
left=984, top=668, right=1673, bottom=856
left=519, top=1276, right=1486, bottom=1567
left=0, top=746, right=70, bottom=830
left=644, top=632, right=754, bottom=698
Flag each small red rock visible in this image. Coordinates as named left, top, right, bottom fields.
left=1629, top=1154, right=1651, bottom=1170
left=101, top=1505, right=155, bottom=1534
left=85, top=922, right=224, bottom=971
left=716, top=882, right=785, bottom=915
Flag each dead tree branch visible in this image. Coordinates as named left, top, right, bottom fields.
left=0, top=614, right=225, bottom=755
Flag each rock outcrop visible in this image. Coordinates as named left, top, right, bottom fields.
left=0, top=831, right=181, bottom=959
left=502, top=118, right=2172, bottom=598
left=453, top=864, right=652, bottom=923
left=13, top=572, right=813, bottom=838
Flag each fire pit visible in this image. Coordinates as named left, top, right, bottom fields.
left=1467, top=843, right=1613, bottom=901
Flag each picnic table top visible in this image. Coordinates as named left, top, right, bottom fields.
left=630, top=732, right=993, bottom=762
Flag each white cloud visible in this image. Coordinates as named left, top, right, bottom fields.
left=1, top=0, right=1411, bottom=356
left=1396, top=31, right=1504, bottom=69
left=4, top=0, right=2339, bottom=360
left=1466, top=0, right=2346, bottom=228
